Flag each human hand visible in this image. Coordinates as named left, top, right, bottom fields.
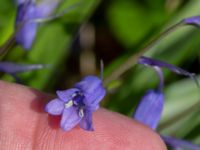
left=0, top=81, right=166, bottom=150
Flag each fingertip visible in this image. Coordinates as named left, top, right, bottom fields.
left=36, top=108, right=166, bottom=149
left=92, top=108, right=167, bottom=150
left=0, top=81, right=166, bottom=149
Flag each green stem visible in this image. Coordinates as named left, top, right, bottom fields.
left=0, top=33, right=16, bottom=57
left=0, top=22, right=24, bottom=57
left=103, top=21, right=184, bottom=86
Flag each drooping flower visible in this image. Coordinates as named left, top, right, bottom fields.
left=0, top=61, right=46, bottom=82
left=133, top=90, right=200, bottom=150
left=133, top=64, right=164, bottom=130
left=132, top=56, right=200, bottom=149
left=45, top=76, right=106, bottom=131
left=15, top=0, right=59, bottom=50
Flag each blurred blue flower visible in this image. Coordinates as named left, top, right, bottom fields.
left=132, top=56, right=200, bottom=149
left=45, top=76, right=106, bottom=131
left=0, top=61, right=46, bottom=82
left=15, top=0, right=59, bottom=50
left=133, top=89, right=164, bottom=130
left=182, top=16, right=200, bottom=27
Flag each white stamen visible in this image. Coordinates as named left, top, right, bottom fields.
left=72, top=93, right=77, bottom=98
left=65, top=100, right=73, bottom=108
left=79, top=108, right=84, bottom=118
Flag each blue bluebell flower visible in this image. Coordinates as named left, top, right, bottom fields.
left=0, top=61, right=46, bottom=82
left=132, top=56, right=200, bottom=149
left=133, top=65, right=164, bottom=130
left=45, top=76, right=106, bottom=131
left=15, top=0, right=59, bottom=50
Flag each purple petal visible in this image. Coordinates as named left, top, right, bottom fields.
left=56, top=88, right=80, bottom=102
left=133, top=90, right=164, bottom=130
left=15, top=1, right=37, bottom=24
left=79, top=110, right=94, bottom=131
left=15, top=1, right=38, bottom=50
left=138, top=56, right=199, bottom=87
left=35, top=0, right=59, bottom=18
left=0, top=62, right=46, bottom=74
left=74, top=76, right=102, bottom=93
left=83, top=86, right=106, bottom=107
left=60, top=107, right=81, bottom=131
left=16, top=21, right=38, bottom=50
left=162, top=135, right=200, bottom=150
left=45, top=98, right=64, bottom=115
left=75, top=76, right=106, bottom=106
left=85, top=104, right=100, bottom=112
left=183, top=16, right=200, bottom=27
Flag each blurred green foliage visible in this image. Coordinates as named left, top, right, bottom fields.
left=0, top=0, right=100, bottom=90
left=0, top=0, right=200, bottom=147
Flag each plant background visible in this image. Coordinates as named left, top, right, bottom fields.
left=0, top=0, right=200, bottom=147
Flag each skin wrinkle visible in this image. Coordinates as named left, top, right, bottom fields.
left=0, top=80, right=166, bottom=150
